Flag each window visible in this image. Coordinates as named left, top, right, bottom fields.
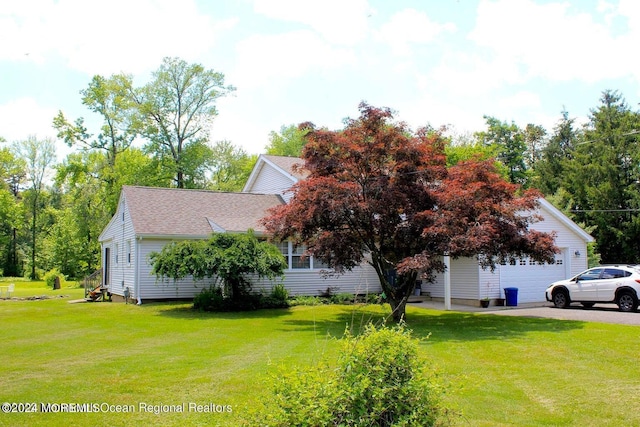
left=602, top=268, right=630, bottom=279
left=292, top=245, right=310, bottom=269
left=519, top=259, right=527, bottom=266
left=312, top=256, right=329, bottom=269
left=115, top=243, right=119, bottom=265
left=278, top=241, right=328, bottom=270
left=126, top=240, right=132, bottom=265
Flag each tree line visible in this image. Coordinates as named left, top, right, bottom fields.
left=1, top=55, right=638, bottom=280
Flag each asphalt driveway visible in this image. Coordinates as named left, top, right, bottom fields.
left=412, top=300, right=640, bottom=326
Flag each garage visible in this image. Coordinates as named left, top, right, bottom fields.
left=498, top=251, right=569, bottom=303
left=420, top=199, right=593, bottom=306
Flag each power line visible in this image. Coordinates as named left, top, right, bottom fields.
left=571, top=209, right=640, bottom=213
left=577, top=129, right=640, bottom=145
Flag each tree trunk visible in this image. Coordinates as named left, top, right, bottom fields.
left=31, top=197, right=37, bottom=280
left=388, top=297, right=408, bottom=323
left=383, top=271, right=418, bottom=323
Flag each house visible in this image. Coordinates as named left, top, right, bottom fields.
left=99, top=154, right=593, bottom=305
left=98, top=177, right=381, bottom=304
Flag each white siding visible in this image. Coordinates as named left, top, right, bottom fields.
left=247, top=163, right=296, bottom=202
left=423, top=257, right=480, bottom=300
left=254, top=265, right=381, bottom=296
left=132, top=238, right=381, bottom=301
left=136, top=239, right=210, bottom=300
left=101, top=197, right=137, bottom=297
left=529, top=204, right=589, bottom=278
left=479, top=266, right=501, bottom=299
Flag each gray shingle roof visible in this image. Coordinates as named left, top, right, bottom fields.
left=122, top=186, right=284, bottom=237
left=263, top=155, right=307, bottom=180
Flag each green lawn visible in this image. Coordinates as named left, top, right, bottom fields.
left=1, top=281, right=639, bottom=426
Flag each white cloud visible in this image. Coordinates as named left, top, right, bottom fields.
left=0, top=98, right=58, bottom=142
left=232, top=30, right=356, bottom=89
left=212, top=102, right=270, bottom=154
left=469, top=0, right=633, bottom=83
left=423, top=52, right=525, bottom=97
left=498, top=91, right=541, bottom=110
left=0, top=0, right=235, bottom=75
left=0, top=97, right=73, bottom=160
left=376, top=8, right=456, bottom=56
left=252, top=0, right=371, bottom=45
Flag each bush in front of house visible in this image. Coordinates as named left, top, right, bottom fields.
left=289, top=295, right=326, bottom=306
left=330, top=292, right=355, bottom=304
left=250, top=323, right=452, bottom=426
left=259, top=284, right=290, bottom=309
left=193, top=286, right=263, bottom=311
left=193, top=284, right=290, bottom=312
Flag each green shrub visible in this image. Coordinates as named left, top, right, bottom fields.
left=194, top=285, right=291, bottom=311
left=271, top=283, right=289, bottom=300
left=43, top=269, right=65, bottom=289
left=252, top=323, right=451, bottom=426
left=330, top=292, right=355, bottom=304
left=260, top=284, right=290, bottom=309
left=365, top=292, right=384, bottom=304
left=289, top=295, right=325, bottom=306
left=193, top=286, right=225, bottom=311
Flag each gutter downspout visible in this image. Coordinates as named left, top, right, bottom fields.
left=444, top=254, right=451, bottom=310
left=136, top=236, right=142, bottom=305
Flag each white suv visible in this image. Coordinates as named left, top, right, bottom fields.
left=545, top=265, right=640, bottom=312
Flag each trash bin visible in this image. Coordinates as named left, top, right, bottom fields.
left=414, top=280, right=422, bottom=296
left=504, top=287, right=518, bottom=306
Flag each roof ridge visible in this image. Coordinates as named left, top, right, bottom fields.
left=124, top=185, right=281, bottom=197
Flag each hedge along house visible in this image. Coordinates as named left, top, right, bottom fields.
left=243, top=155, right=595, bottom=306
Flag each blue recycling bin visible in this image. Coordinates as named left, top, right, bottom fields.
left=504, top=287, right=518, bottom=306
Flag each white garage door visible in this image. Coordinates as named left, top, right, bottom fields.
left=499, top=253, right=567, bottom=303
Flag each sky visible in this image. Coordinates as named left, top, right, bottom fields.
left=1, top=0, right=640, bottom=160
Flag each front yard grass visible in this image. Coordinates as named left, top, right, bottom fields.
left=1, top=282, right=639, bottom=426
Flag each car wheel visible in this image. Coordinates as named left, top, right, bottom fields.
left=581, top=302, right=595, bottom=308
left=616, top=291, right=638, bottom=312
left=552, top=290, right=569, bottom=308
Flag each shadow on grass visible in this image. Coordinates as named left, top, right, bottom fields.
left=278, top=305, right=587, bottom=342
left=152, top=301, right=586, bottom=342
left=407, top=309, right=586, bottom=342
left=152, top=301, right=295, bottom=320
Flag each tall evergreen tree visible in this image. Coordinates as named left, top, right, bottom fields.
left=567, top=91, right=640, bottom=263
left=533, top=110, right=580, bottom=195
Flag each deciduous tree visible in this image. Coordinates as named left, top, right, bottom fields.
left=208, top=140, right=256, bottom=191
left=263, top=103, right=557, bottom=322
left=265, top=123, right=311, bottom=157
left=0, top=147, right=25, bottom=276
left=476, top=116, right=529, bottom=186
left=149, top=231, right=286, bottom=302
left=134, top=57, right=235, bottom=188
left=14, top=136, right=56, bottom=279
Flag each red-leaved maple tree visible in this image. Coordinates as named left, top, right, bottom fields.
left=262, top=103, right=558, bottom=322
